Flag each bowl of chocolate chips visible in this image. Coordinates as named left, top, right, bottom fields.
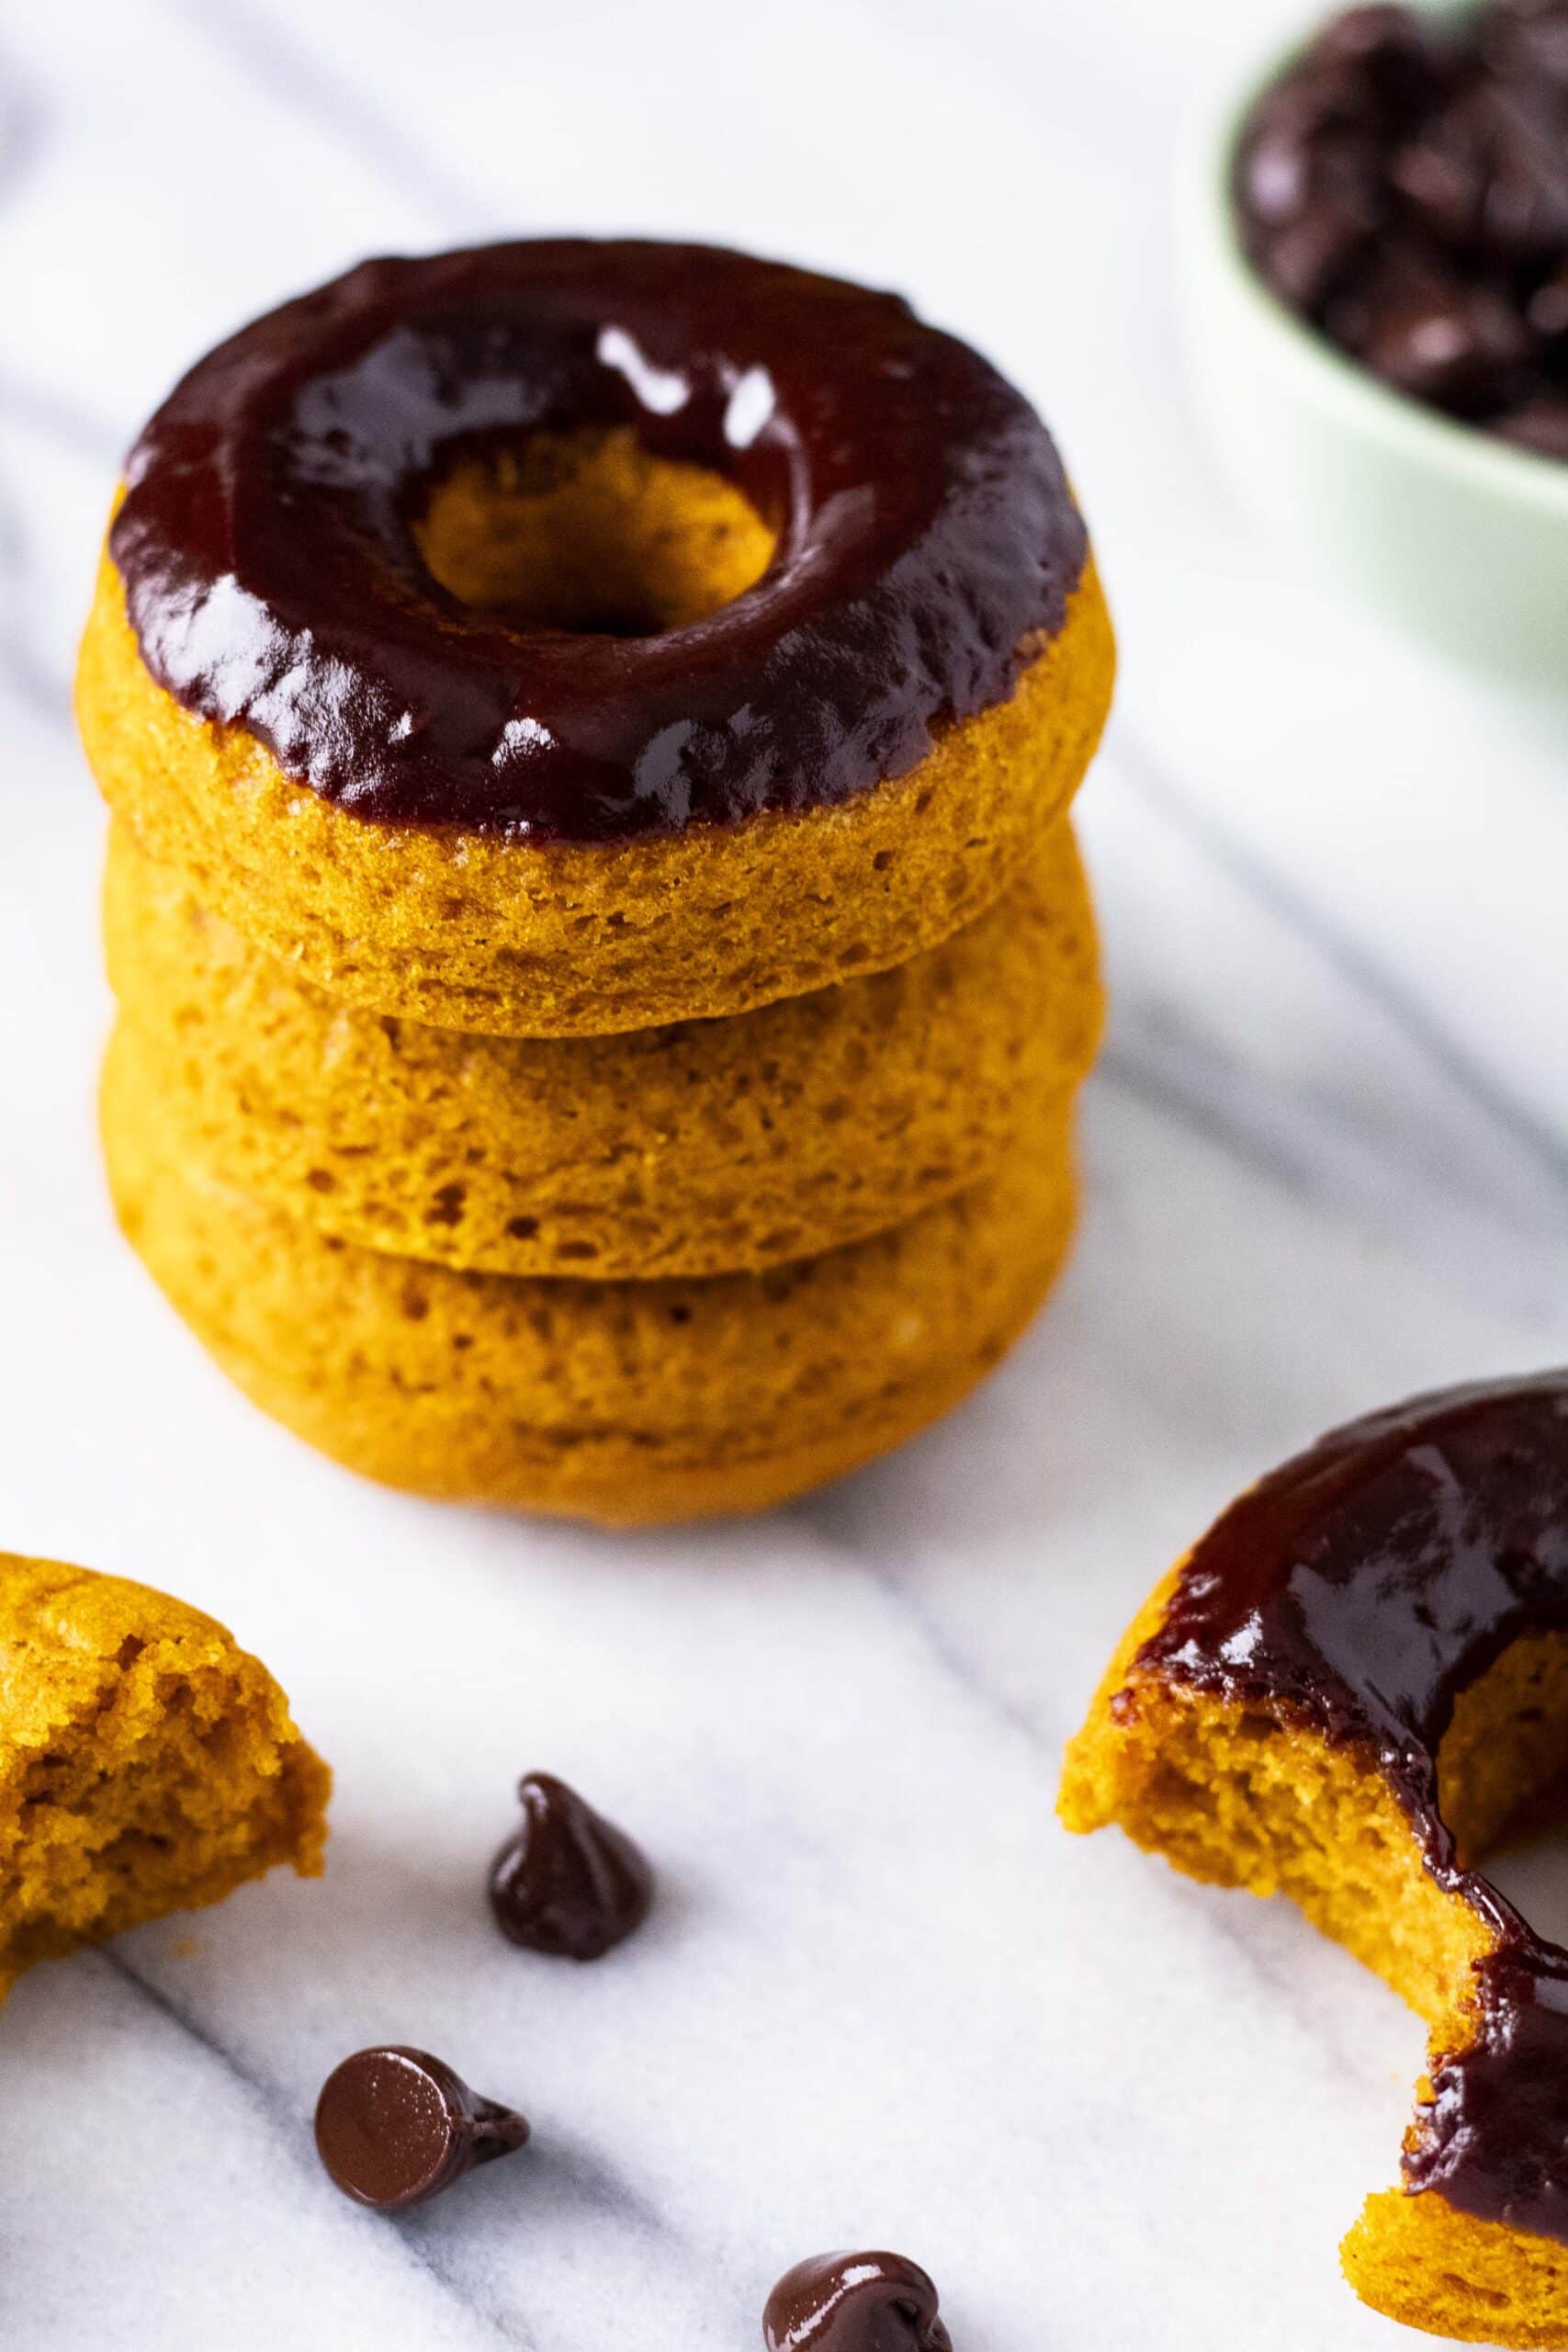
left=1186, top=1, right=1568, bottom=687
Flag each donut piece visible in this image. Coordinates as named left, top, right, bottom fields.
left=103, top=817, right=1100, bottom=1280
left=74, top=239, right=1113, bottom=1035
left=101, top=1042, right=1077, bottom=1526
left=0, top=1555, right=329, bottom=2001
left=1060, top=1374, right=1568, bottom=2348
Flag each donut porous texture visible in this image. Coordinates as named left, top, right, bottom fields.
left=80, top=238, right=1111, bottom=1516
left=104, top=817, right=1101, bottom=1280
left=102, top=1045, right=1077, bottom=1527
left=1059, top=1374, right=1568, bottom=2349
left=74, top=238, right=1113, bottom=1035
left=78, top=549, right=1111, bottom=1036
left=0, top=1555, right=329, bottom=1999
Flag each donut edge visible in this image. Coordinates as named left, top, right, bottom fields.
left=76, top=542, right=1114, bottom=1037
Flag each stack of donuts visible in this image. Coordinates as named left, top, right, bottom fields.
left=75, top=241, right=1114, bottom=1526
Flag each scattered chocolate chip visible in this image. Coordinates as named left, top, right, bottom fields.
left=314, top=2046, right=529, bottom=2211
left=488, top=1772, right=653, bottom=1961
left=763, top=2253, right=952, bottom=2352
left=1234, top=2, right=1568, bottom=453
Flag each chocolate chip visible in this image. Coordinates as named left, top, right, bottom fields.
left=314, top=2046, right=530, bottom=2211
left=488, top=1772, right=653, bottom=1961
left=1362, top=273, right=1532, bottom=408
left=1260, top=197, right=1376, bottom=311
left=762, top=2253, right=952, bottom=2352
left=1528, top=261, right=1568, bottom=334
left=1476, top=84, right=1568, bottom=257
left=1310, top=2, right=1432, bottom=74
left=1239, top=127, right=1315, bottom=227
left=1484, top=2, right=1568, bottom=90
left=1389, top=121, right=1486, bottom=243
left=1233, top=1, right=1568, bottom=450
left=1311, top=5, right=1450, bottom=123
left=1494, top=393, right=1568, bottom=454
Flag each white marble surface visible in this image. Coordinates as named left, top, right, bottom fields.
left=4, top=0, right=1568, bottom=2344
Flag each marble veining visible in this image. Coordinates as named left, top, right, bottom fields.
left=4, top=1, right=1568, bottom=2346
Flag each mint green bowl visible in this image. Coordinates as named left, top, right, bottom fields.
left=1181, top=6, right=1568, bottom=692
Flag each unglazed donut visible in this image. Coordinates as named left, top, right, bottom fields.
left=0, top=1555, right=328, bottom=2000
left=1060, top=1374, right=1568, bottom=2348
left=103, top=816, right=1101, bottom=1280
left=102, top=1042, right=1077, bottom=1528
left=75, top=240, right=1112, bottom=1037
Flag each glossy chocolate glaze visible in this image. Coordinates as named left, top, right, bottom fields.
left=313, top=2045, right=529, bottom=2211
left=762, top=2251, right=952, bottom=2352
left=108, top=240, right=1087, bottom=843
left=488, top=1771, right=653, bottom=1961
left=1133, top=1371, right=1568, bottom=2241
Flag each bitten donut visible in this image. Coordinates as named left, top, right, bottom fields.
left=104, top=817, right=1101, bottom=1279
left=75, top=239, right=1113, bottom=1036
left=102, top=1043, right=1077, bottom=1526
left=0, top=1555, right=328, bottom=2000
left=1060, top=1374, right=1568, bottom=2349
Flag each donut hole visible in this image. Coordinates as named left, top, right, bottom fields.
left=412, top=425, right=777, bottom=638
left=1438, top=1631, right=1568, bottom=1869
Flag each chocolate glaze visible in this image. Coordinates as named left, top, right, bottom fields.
left=1131, top=1371, right=1568, bottom=2241
left=488, top=1771, right=653, bottom=1961
left=762, top=2251, right=952, bottom=2352
left=313, top=2045, right=529, bottom=2211
left=108, top=240, right=1087, bottom=844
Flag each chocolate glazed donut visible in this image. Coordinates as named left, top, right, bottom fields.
left=1062, top=1372, right=1568, bottom=2346
left=109, top=240, right=1086, bottom=841
left=77, top=240, right=1114, bottom=1035
left=1142, top=1376, right=1568, bottom=2235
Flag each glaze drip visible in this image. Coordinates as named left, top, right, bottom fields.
left=1136, top=1373, right=1568, bottom=2239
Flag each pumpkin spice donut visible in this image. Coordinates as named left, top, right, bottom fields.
left=75, top=239, right=1113, bottom=1037
left=1060, top=1373, right=1568, bottom=2349
left=0, top=1554, right=328, bottom=2001
left=103, top=816, right=1101, bottom=1280
left=101, top=1040, right=1077, bottom=1527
